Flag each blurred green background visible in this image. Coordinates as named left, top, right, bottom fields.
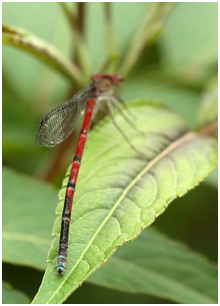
left=3, top=2, right=217, bottom=304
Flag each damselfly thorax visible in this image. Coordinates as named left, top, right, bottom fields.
left=36, top=74, right=123, bottom=148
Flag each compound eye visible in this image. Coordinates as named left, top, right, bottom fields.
left=113, top=74, right=123, bottom=84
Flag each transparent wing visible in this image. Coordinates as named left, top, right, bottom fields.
left=36, top=87, right=91, bottom=147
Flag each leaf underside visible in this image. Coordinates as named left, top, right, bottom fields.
left=197, top=76, right=218, bottom=128
left=32, top=99, right=217, bottom=304
left=2, top=168, right=57, bottom=270
left=89, top=229, right=217, bottom=304
left=3, top=282, right=30, bottom=304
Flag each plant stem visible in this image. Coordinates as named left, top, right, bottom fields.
left=74, top=3, right=91, bottom=80
left=59, top=2, right=77, bottom=26
left=101, top=3, right=120, bottom=74
left=119, top=3, right=175, bottom=77
left=59, top=3, right=91, bottom=80
left=99, top=3, right=120, bottom=74
left=2, top=24, right=84, bottom=87
left=38, top=4, right=89, bottom=182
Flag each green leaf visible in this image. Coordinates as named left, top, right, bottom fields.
left=197, top=76, right=218, bottom=129
left=122, top=73, right=200, bottom=128
left=89, top=229, right=217, bottom=304
left=196, top=77, right=218, bottom=189
left=2, top=167, right=217, bottom=303
left=160, top=3, right=217, bottom=71
left=2, top=167, right=57, bottom=269
left=118, top=3, right=175, bottom=76
left=86, top=3, right=151, bottom=70
left=32, top=99, right=217, bottom=304
left=2, top=24, right=84, bottom=87
left=3, top=3, right=73, bottom=105
left=3, top=282, right=30, bottom=304
left=204, top=167, right=218, bottom=189
left=66, top=282, right=169, bottom=304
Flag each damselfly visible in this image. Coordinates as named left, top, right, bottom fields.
left=36, top=74, right=129, bottom=275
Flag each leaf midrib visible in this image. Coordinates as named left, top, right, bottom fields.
left=47, top=130, right=197, bottom=303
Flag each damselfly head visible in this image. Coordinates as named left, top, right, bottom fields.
left=111, top=74, right=124, bottom=85
left=91, top=74, right=123, bottom=94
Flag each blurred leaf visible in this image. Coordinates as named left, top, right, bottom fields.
left=3, top=263, right=44, bottom=302
left=2, top=88, right=39, bottom=157
left=196, top=77, right=218, bottom=189
left=119, top=3, right=217, bottom=131
left=137, top=3, right=218, bottom=93
left=2, top=263, right=173, bottom=305
left=32, top=100, right=217, bottom=304
left=89, top=229, right=217, bottom=304
left=2, top=24, right=84, bottom=87
left=119, top=3, right=175, bottom=76
left=59, top=3, right=92, bottom=79
left=197, top=76, right=218, bottom=128
left=154, top=182, right=217, bottom=262
left=160, top=3, right=217, bottom=71
left=87, top=3, right=155, bottom=70
left=122, top=73, right=200, bottom=128
left=2, top=71, right=59, bottom=176
left=2, top=2, right=72, bottom=104
left=3, top=282, right=30, bottom=304
left=204, top=167, right=218, bottom=189
left=59, top=3, right=76, bottom=27
left=66, top=281, right=171, bottom=304
left=2, top=3, right=217, bottom=102
left=2, top=167, right=57, bottom=269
